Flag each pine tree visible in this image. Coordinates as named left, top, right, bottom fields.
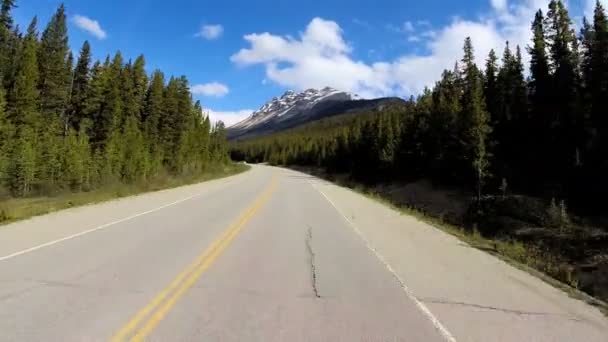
left=484, top=49, right=499, bottom=123
left=545, top=0, right=583, bottom=170
left=6, top=18, right=42, bottom=195
left=460, top=37, right=491, bottom=200
left=590, top=1, right=608, bottom=154
left=429, top=69, right=460, bottom=176
left=85, top=61, right=107, bottom=146
left=8, top=126, right=37, bottom=196
left=69, top=41, right=92, bottom=130
left=38, top=118, right=64, bottom=190
left=529, top=10, right=551, bottom=124
left=95, top=52, right=123, bottom=150
left=130, top=55, right=148, bottom=121
left=0, top=0, right=15, bottom=29
left=143, top=70, right=165, bottom=174
left=62, top=121, right=92, bottom=191
left=8, top=17, right=40, bottom=128
left=0, top=0, right=16, bottom=83
left=0, top=87, right=12, bottom=189
left=497, top=42, right=514, bottom=123
left=2, top=24, right=21, bottom=88
left=513, top=46, right=528, bottom=120
left=580, top=17, right=594, bottom=117
left=38, top=4, right=70, bottom=121
left=121, top=115, right=148, bottom=182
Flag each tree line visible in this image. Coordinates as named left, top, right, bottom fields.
left=232, top=0, right=608, bottom=214
left=0, top=1, right=229, bottom=198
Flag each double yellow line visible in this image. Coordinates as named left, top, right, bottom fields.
left=111, top=177, right=277, bottom=341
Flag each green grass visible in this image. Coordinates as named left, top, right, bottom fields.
left=0, top=163, right=250, bottom=227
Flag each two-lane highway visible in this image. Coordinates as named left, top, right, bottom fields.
left=0, top=165, right=607, bottom=341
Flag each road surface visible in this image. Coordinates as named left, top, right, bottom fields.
left=0, top=165, right=606, bottom=341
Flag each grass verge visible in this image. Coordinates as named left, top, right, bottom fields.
left=0, top=163, right=250, bottom=227
left=290, top=166, right=608, bottom=316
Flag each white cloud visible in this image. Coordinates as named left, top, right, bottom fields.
left=403, top=21, right=415, bottom=32
left=191, top=82, right=229, bottom=97
left=491, top=0, right=508, bottom=11
left=72, top=15, right=107, bottom=40
left=196, top=24, right=224, bottom=40
left=230, top=1, right=557, bottom=97
left=206, top=109, right=253, bottom=127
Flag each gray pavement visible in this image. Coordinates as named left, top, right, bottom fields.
left=0, top=165, right=606, bottom=341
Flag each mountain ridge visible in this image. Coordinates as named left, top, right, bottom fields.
left=227, top=87, right=405, bottom=140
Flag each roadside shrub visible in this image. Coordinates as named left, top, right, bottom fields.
left=545, top=198, right=572, bottom=232
left=0, top=206, right=10, bottom=223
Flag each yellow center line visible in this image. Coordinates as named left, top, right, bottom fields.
left=111, top=177, right=278, bottom=341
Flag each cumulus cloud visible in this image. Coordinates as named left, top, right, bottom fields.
left=196, top=24, right=224, bottom=40
left=206, top=109, right=253, bottom=127
left=191, top=82, right=229, bottom=97
left=73, top=15, right=107, bottom=40
left=230, top=1, right=557, bottom=97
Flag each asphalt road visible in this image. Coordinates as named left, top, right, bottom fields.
left=0, top=165, right=606, bottom=341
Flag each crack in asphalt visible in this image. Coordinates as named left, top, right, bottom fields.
left=421, top=297, right=583, bottom=321
left=305, top=225, right=320, bottom=299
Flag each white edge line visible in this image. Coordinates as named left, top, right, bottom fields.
left=0, top=193, right=206, bottom=262
left=308, top=179, right=458, bottom=342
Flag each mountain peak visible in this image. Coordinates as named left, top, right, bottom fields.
left=228, top=89, right=406, bottom=140
left=231, top=87, right=357, bottom=130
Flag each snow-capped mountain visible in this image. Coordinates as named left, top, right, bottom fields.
left=227, top=87, right=404, bottom=140
left=231, top=87, right=359, bottom=131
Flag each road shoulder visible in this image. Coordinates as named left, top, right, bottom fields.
left=302, top=169, right=608, bottom=342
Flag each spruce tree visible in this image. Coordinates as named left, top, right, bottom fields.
left=497, top=42, right=514, bottom=123
left=8, top=126, right=37, bottom=196
left=546, top=0, right=583, bottom=171
left=121, top=115, right=148, bottom=182
left=85, top=61, right=106, bottom=146
left=591, top=1, right=608, bottom=154
left=0, top=0, right=15, bottom=29
left=6, top=16, right=40, bottom=195
left=38, top=4, right=70, bottom=121
left=131, top=55, right=148, bottom=121
left=2, top=23, right=20, bottom=89
left=8, top=17, right=40, bottom=128
left=69, top=41, right=92, bottom=130
left=0, top=0, right=16, bottom=84
left=484, top=49, right=499, bottom=124
left=460, top=37, right=491, bottom=200
left=0, top=87, right=12, bottom=189
left=94, top=52, right=123, bottom=150
left=529, top=10, right=551, bottom=123
left=143, top=70, right=165, bottom=174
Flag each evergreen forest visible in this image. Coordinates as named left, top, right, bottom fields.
left=0, top=1, right=231, bottom=200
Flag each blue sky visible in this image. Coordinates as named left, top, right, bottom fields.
left=15, top=0, right=602, bottom=125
